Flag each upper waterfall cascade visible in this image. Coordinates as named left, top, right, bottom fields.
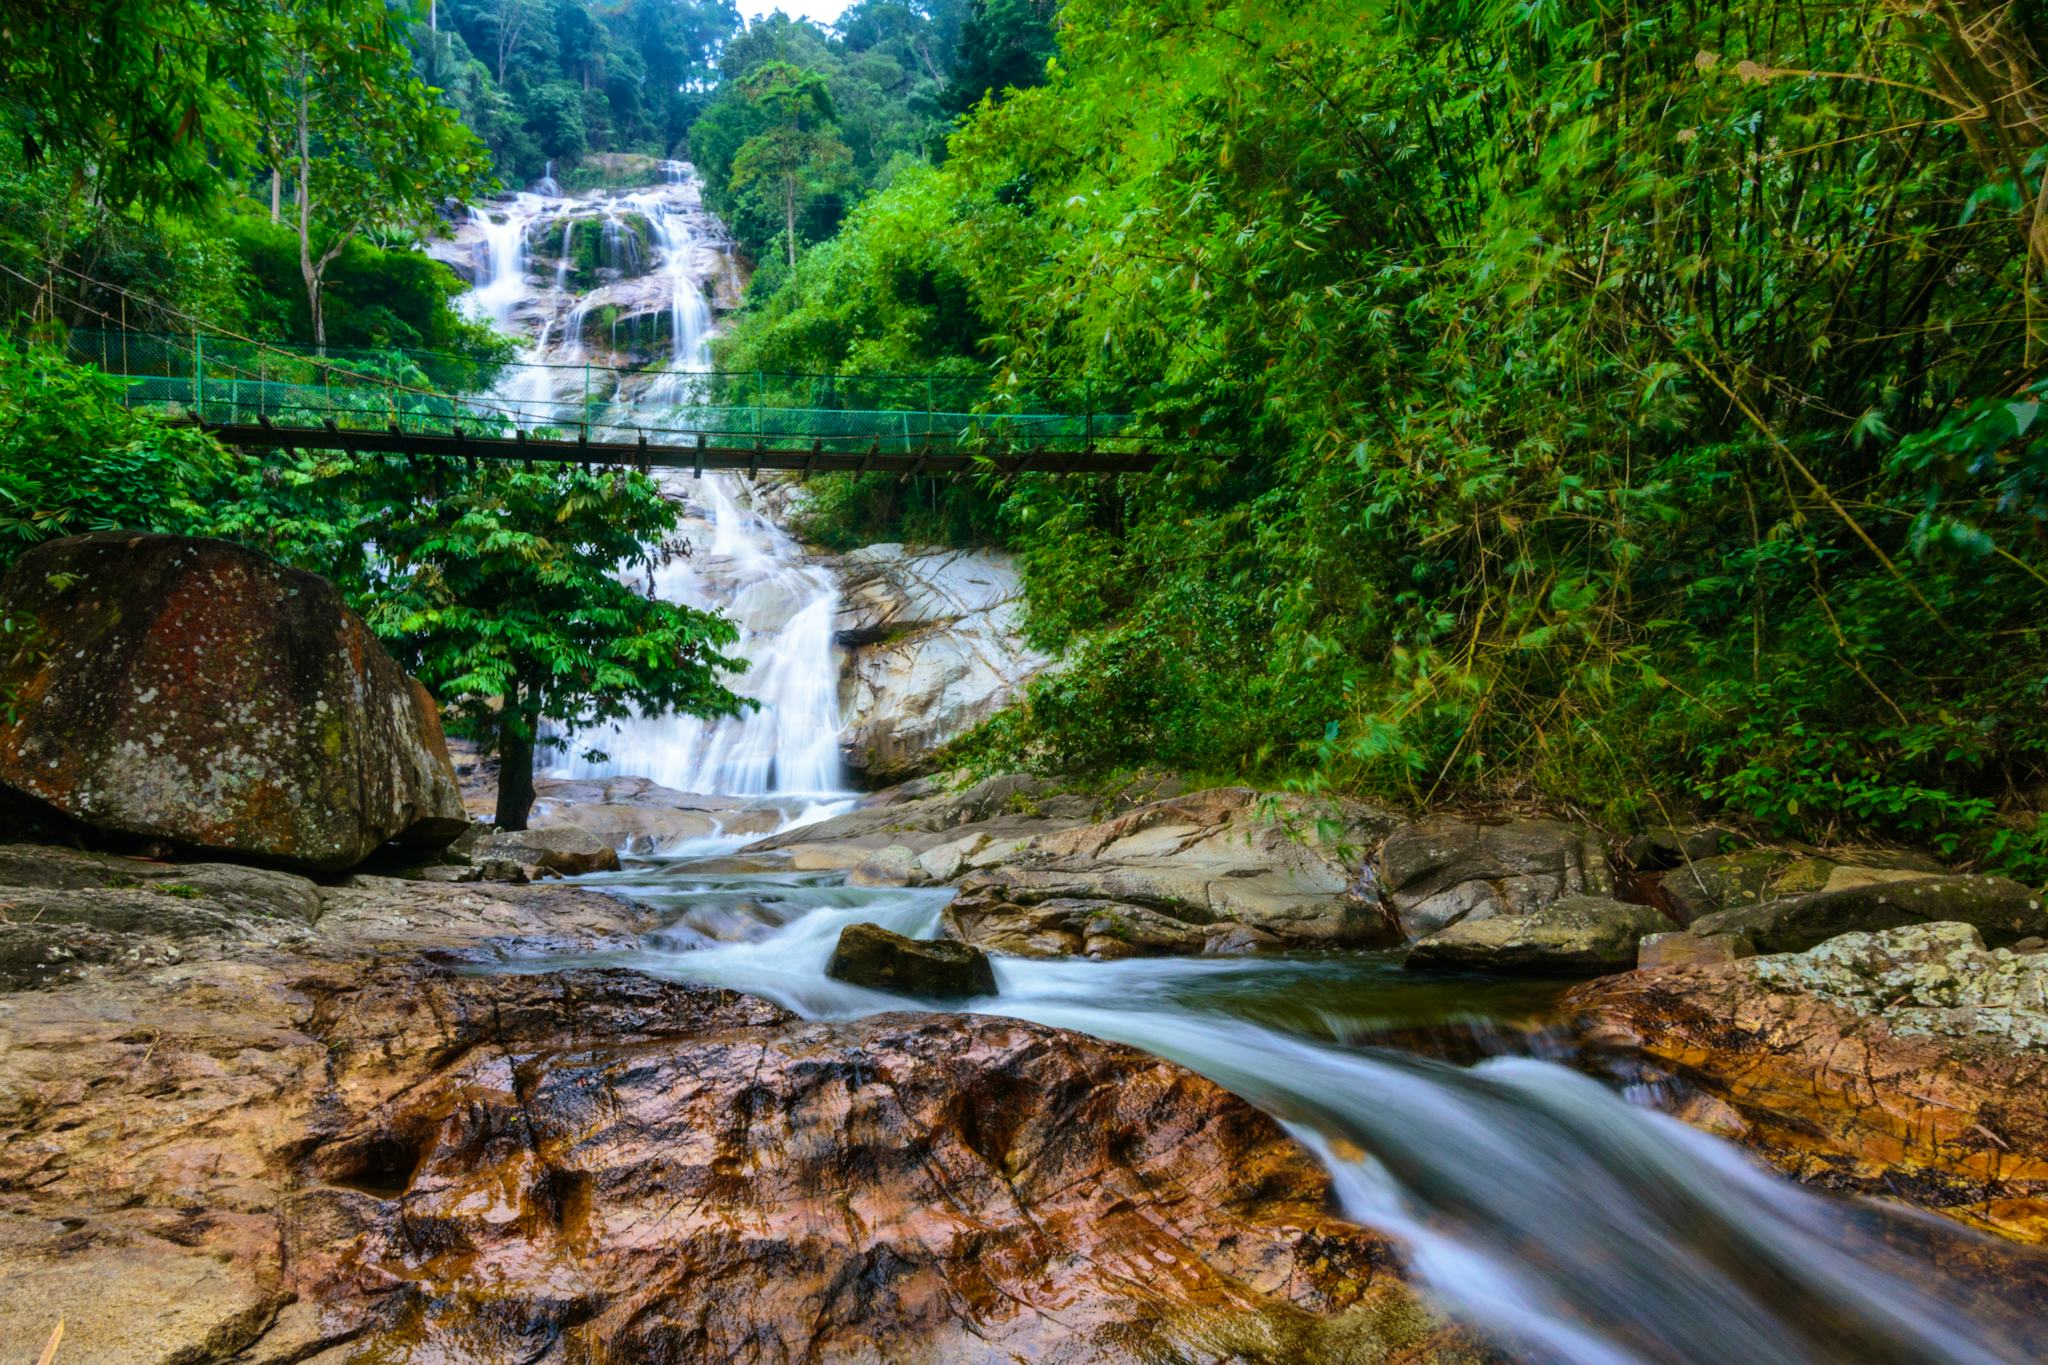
left=449, top=166, right=847, bottom=802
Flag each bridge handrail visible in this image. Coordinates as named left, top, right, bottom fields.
left=61, top=329, right=1096, bottom=420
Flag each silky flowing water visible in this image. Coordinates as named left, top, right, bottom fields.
left=452, top=171, right=2045, bottom=1364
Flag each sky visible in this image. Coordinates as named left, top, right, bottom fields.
left=736, top=0, right=850, bottom=26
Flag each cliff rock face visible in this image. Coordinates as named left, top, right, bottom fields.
left=828, top=545, right=1049, bottom=783
left=0, top=533, right=466, bottom=870
left=1570, top=922, right=2048, bottom=1243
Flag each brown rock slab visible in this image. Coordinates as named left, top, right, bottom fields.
left=292, top=976, right=1462, bottom=1363
left=0, top=533, right=466, bottom=870
left=0, top=841, right=1470, bottom=1363
left=1571, top=922, right=2048, bottom=1243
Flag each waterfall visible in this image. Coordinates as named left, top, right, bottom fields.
left=552, top=221, right=574, bottom=296
left=456, top=167, right=848, bottom=805
left=463, top=199, right=540, bottom=330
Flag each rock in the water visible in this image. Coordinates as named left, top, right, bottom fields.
left=743, top=771, right=1132, bottom=871
left=467, top=775, right=782, bottom=854
left=827, top=545, right=1050, bottom=782
left=0, top=533, right=466, bottom=871
left=827, top=921, right=997, bottom=998
left=288, top=972, right=1465, bottom=1363
left=0, top=901, right=1476, bottom=1364
left=464, top=823, right=622, bottom=876
left=1570, top=922, right=2048, bottom=1243
left=943, top=786, right=1404, bottom=957
left=1379, top=815, right=1615, bottom=937
left=1405, top=895, right=1670, bottom=974
left=847, top=842, right=926, bottom=886
left=1689, top=873, right=2045, bottom=954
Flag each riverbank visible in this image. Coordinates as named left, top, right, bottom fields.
left=6, top=763, right=2048, bottom=1362
left=0, top=840, right=1482, bottom=1363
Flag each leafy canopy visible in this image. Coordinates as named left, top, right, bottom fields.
left=725, top=0, right=2048, bottom=873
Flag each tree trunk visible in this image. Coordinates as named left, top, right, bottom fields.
left=495, top=710, right=539, bottom=831
left=270, top=167, right=281, bottom=224
left=784, top=172, right=798, bottom=268
left=295, top=81, right=326, bottom=349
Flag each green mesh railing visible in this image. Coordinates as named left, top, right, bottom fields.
left=64, top=330, right=1129, bottom=457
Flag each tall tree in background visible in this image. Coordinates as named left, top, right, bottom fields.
left=729, top=61, right=851, bottom=267
left=942, top=0, right=1054, bottom=113
left=275, top=0, right=490, bottom=345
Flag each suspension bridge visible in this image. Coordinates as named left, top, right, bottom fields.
left=62, top=331, right=1173, bottom=476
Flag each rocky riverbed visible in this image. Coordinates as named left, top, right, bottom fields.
left=0, top=842, right=1477, bottom=1363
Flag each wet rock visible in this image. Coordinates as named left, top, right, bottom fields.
left=1405, top=895, right=1670, bottom=975
left=0, top=845, right=327, bottom=991
left=847, top=842, right=925, bottom=886
left=825, top=545, right=1050, bottom=783
left=0, top=863, right=662, bottom=1363
left=1378, top=815, right=1615, bottom=938
left=0, top=921, right=133, bottom=989
left=1637, top=929, right=1755, bottom=969
left=1689, top=873, right=2045, bottom=954
left=0, top=533, right=466, bottom=871
left=943, top=787, right=1404, bottom=958
left=1570, top=922, right=2048, bottom=1243
left=744, top=771, right=1109, bottom=867
left=289, top=974, right=1464, bottom=1363
left=826, top=921, right=997, bottom=998
left=465, top=823, right=621, bottom=876
left=0, top=897, right=1477, bottom=1364
left=509, top=776, right=782, bottom=854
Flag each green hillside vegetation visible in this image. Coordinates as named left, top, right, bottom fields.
left=721, top=0, right=2048, bottom=874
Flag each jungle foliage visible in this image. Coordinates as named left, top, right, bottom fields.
left=688, top=0, right=1057, bottom=271
left=0, top=0, right=740, bottom=826
left=730, top=0, right=2048, bottom=871
left=421, top=0, right=743, bottom=183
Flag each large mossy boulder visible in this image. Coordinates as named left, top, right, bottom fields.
left=827, top=921, right=997, bottom=999
left=0, top=533, right=467, bottom=871
left=1689, top=873, right=2045, bottom=954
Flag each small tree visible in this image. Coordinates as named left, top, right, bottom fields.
left=729, top=61, right=853, bottom=268
left=214, top=450, right=748, bottom=830
left=276, top=0, right=491, bottom=346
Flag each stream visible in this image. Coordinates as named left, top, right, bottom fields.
left=449, top=170, right=2044, bottom=1364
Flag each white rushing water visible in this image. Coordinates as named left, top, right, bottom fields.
left=453, top=167, right=849, bottom=803
left=530, top=867, right=2043, bottom=1365
left=449, top=173, right=2040, bottom=1364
